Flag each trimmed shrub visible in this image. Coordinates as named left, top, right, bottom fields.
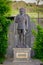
left=33, top=25, right=43, bottom=59
left=0, top=0, right=11, bottom=63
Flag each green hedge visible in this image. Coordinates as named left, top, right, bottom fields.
left=0, top=0, right=11, bottom=64
left=33, top=25, right=43, bottom=59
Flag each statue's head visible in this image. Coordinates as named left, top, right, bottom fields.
left=19, top=8, right=26, bottom=15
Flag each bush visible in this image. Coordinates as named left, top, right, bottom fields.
left=0, top=57, right=5, bottom=64
left=33, top=25, right=43, bottom=59
left=0, top=16, right=10, bottom=56
left=0, top=16, right=11, bottom=64
left=0, top=0, right=9, bottom=15
left=0, top=0, right=11, bottom=63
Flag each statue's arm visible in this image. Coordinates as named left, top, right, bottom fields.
left=27, top=16, right=29, bottom=30
left=28, top=15, right=31, bottom=32
left=26, top=15, right=31, bottom=31
left=25, top=15, right=29, bottom=31
left=15, top=16, right=18, bottom=23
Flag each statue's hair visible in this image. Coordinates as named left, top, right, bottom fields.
left=19, top=8, right=26, bottom=13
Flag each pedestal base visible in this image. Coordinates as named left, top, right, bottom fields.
left=13, top=48, right=31, bottom=62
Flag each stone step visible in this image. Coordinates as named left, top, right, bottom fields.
left=3, top=59, right=41, bottom=65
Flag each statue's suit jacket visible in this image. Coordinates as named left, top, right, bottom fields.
left=15, top=14, right=31, bottom=31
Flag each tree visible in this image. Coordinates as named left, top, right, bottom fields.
left=36, top=0, right=40, bottom=5
left=36, top=0, right=43, bottom=24
left=0, top=0, right=11, bottom=63
left=36, top=0, right=43, bottom=4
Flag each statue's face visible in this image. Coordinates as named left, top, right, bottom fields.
left=19, top=8, right=26, bottom=15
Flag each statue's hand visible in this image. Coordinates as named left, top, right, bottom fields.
left=26, top=29, right=28, bottom=32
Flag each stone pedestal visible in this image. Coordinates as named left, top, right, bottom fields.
left=13, top=48, right=31, bottom=62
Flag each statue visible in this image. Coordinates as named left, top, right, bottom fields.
left=15, top=8, right=31, bottom=48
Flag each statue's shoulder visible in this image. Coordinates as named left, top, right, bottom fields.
left=24, top=14, right=30, bottom=19
left=15, top=14, right=20, bottom=21
left=15, top=14, right=20, bottom=22
left=16, top=14, right=20, bottom=18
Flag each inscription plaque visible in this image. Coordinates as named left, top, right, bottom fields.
left=16, top=53, right=28, bottom=58
left=13, top=48, right=31, bottom=62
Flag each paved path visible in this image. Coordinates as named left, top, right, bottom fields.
left=3, top=59, right=42, bottom=65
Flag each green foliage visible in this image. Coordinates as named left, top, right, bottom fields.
left=0, top=57, right=5, bottom=64
left=0, top=16, right=10, bottom=56
left=0, top=0, right=11, bottom=63
left=0, top=0, right=10, bottom=15
left=33, top=25, right=43, bottom=59
left=32, top=29, right=37, bottom=37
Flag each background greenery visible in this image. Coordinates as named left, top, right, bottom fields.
left=5, top=1, right=43, bottom=17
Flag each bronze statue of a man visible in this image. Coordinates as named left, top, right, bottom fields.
left=15, top=8, right=31, bottom=48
